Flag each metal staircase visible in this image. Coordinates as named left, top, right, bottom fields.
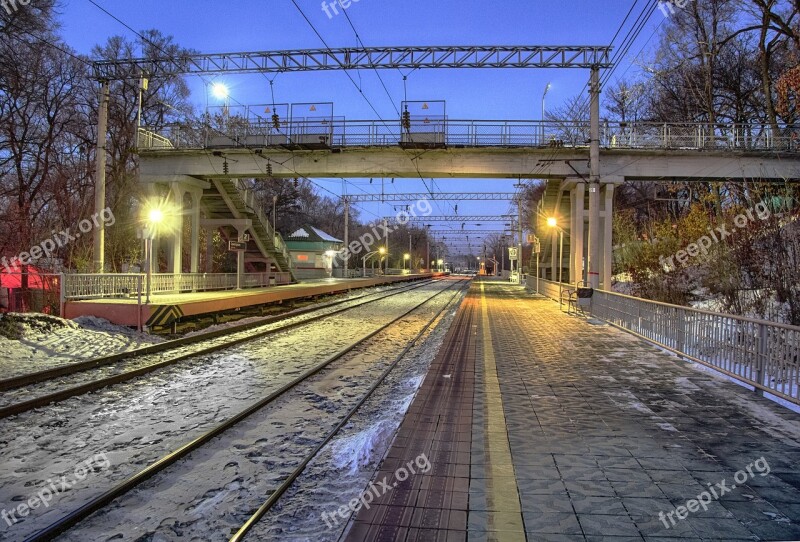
left=202, top=178, right=296, bottom=281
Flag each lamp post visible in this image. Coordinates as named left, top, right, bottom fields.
left=362, top=247, right=386, bottom=277
left=211, top=82, right=230, bottom=127
left=547, top=217, right=565, bottom=284
left=408, top=232, right=412, bottom=271
left=145, top=208, right=164, bottom=304
left=404, top=253, right=410, bottom=273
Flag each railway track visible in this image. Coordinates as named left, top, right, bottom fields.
left=0, top=279, right=437, bottom=419
left=231, top=279, right=474, bottom=541
left=24, top=278, right=468, bottom=542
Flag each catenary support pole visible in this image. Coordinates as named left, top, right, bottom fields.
left=588, top=66, right=601, bottom=289
left=93, top=81, right=110, bottom=273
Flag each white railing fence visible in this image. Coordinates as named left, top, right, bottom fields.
left=62, top=272, right=292, bottom=301
left=527, top=276, right=800, bottom=406
left=139, top=120, right=800, bottom=153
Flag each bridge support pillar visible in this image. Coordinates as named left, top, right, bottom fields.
left=188, top=188, right=203, bottom=274
left=169, top=183, right=186, bottom=275
left=602, top=183, right=615, bottom=290
left=570, top=181, right=585, bottom=285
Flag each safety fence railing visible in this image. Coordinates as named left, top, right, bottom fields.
left=527, top=276, right=800, bottom=406
left=62, top=272, right=293, bottom=301
left=139, top=120, right=799, bottom=153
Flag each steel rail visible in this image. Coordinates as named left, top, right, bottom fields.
left=24, top=279, right=466, bottom=542
left=230, top=279, right=472, bottom=541
left=0, top=280, right=436, bottom=419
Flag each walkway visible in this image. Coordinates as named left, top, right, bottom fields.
left=343, top=281, right=800, bottom=541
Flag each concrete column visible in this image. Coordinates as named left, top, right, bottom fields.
left=550, top=232, right=557, bottom=280
left=169, top=183, right=186, bottom=274
left=569, top=188, right=576, bottom=284
left=602, top=183, right=615, bottom=290
left=235, top=225, right=246, bottom=289
left=93, top=81, right=109, bottom=273
left=572, top=181, right=585, bottom=285
left=189, top=190, right=202, bottom=273
left=588, top=66, right=601, bottom=289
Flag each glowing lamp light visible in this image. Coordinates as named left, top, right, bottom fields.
left=148, top=209, right=164, bottom=224
left=404, top=253, right=410, bottom=260
left=379, top=247, right=386, bottom=255
left=211, top=82, right=230, bottom=101
left=547, top=217, right=558, bottom=228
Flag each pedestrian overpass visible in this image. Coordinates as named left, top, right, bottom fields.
left=137, top=116, right=799, bottom=289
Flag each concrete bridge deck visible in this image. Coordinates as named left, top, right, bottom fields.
left=343, top=280, right=800, bottom=541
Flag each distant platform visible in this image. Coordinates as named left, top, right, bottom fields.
left=63, top=274, right=435, bottom=329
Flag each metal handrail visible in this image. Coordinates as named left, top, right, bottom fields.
left=527, top=276, right=799, bottom=406
left=141, top=119, right=798, bottom=152
left=61, top=272, right=292, bottom=300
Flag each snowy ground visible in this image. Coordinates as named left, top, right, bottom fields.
left=0, top=281, right=462, bottom=541
left=0, top=282, right=433, bottom=409
left=0, top=314, right=163, bottom=379
left=0, top=283, right=418, bottom=381
left=249, top=296, right=462, bottom=541
left=50, top=281, right=463, bottom=541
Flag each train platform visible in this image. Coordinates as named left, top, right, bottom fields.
left=63, top=274, right=434, bottom=329
left=343, top=280, right=800, bottom=541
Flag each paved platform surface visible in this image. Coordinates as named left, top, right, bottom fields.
left=343, top=281, right=800, bottom=541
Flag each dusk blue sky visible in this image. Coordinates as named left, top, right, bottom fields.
left=57, top=1, right=662, bottom=251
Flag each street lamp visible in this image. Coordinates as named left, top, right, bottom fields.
left=548, top=217, right=564, bottom=285
left=210, top=82, right=230, bottom=125
left=404, top=253, right=410, bottom=273
left=143, top=206, right=164, bottom=304
left=363, top=247, right=387, bottom=277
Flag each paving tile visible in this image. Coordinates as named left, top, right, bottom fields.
left=344, top=283, right=800, bottom=541
left=578, top=514, right=642, bottom=537
left=521, top=511, right=583, bottom=535
left=570, top=495, right=628, bottom=516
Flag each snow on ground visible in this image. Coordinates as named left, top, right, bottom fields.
left=50, top=281, right=461, bottom=542
left=0, top=282, right=455, bottom=541
left=249, top=301, right=462, bottom=541
left=0, top=313, right=163, bottom=378
left=0, top=283, right=408, bottom=379
left=182, top=284, right=394, bottom=339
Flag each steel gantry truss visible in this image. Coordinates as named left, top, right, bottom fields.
left=429, top=231, right=510, bottom=235
left=93, top=46, right=614, bottom=80
left=388, top=216, right=516, bottom=223
left=93, top=44, right=609, bottom=281
left=343, top=193, right=520, bottom=203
